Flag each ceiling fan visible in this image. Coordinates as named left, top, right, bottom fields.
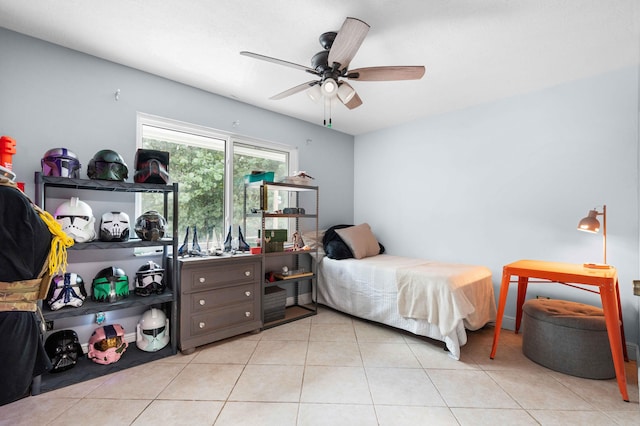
left=240, top=17, right=425, bottom=122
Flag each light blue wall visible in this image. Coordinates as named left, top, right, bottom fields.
left=354, top=66, right=640, bottom=347
left=0, top=27, right=354, bottom=230
left=0, top=27, right=354, bottom=340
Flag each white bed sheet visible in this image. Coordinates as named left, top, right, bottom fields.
left=316, top=254, right=496, bottom=360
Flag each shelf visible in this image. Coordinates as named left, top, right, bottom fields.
left=36, top=174, right=176, bottom=193
left=245, top=180, right=318, bottom=192
left=272, top=272, right=314, bottom=281
left=36, top=345, right=175, bottom=393
left=262, top=304, right=316, bottom=329
left=67, top=238, right=173, bottom=250
left=42, top=291, right=175, bottom=320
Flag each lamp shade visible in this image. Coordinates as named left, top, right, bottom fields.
left=337, top=82, right=356, bottom=103
left=307, top=84, right=322, bottom=102
left=577, top=210, right=600, bottom=233
left=321, top=78, right=338, bottom=97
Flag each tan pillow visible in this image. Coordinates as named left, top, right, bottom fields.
left=334, top=223, right=380, bottom=259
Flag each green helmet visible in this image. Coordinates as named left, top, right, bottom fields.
left=87, top=149, right=129, bottom=181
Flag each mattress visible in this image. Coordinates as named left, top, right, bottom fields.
left=316, top=254, right=496, bottom=360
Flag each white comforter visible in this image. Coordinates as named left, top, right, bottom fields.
left=316, top=254, right=496, bottom=360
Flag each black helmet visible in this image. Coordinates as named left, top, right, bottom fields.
left=92, top=266, right=130, bottom=302
left=134, top=210, right=167, bottom=241
left=135, top=261, right=165, bottom=296
left=134, top=149, right=170, bottom=184
left=45, top=330, right=84, bottom=373
left=87, top=149, right=129, bottom=181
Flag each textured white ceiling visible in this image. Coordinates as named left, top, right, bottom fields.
left=0, top=0, right=638, bottom=135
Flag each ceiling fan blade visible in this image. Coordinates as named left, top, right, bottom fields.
left=240, top=51, right=319, bottom=75
left=347, top=66, right=426, bottom=81
left=343, top=92, right=363, bottom=110
left=328, top=17, right=370, bottom=70
left=269, top=81, right=319, bottom=100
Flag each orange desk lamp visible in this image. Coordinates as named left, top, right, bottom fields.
left=577, top=205, right=611, bottom=268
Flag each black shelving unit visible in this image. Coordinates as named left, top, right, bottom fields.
left=32, top=172, right=179, bottom=394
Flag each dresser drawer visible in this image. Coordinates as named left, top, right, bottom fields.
left=188, top=260, right=259, bottom=291
left=190, top=303, right=257, bottom=335
left=190, top=284, right=256, bottom=313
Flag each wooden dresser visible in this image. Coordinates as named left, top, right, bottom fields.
left=174, top=255, right=262, bottom=354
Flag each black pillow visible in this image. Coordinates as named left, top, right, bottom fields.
left=322, top=224, right=385, bottom=260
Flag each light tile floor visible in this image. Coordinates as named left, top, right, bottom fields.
left=1, top=307, right=638, bottom=425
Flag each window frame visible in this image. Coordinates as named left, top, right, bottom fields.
left=135, top=112, right=298, bottom=235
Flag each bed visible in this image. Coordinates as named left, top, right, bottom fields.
left=311, top=224, right=496, bottom=360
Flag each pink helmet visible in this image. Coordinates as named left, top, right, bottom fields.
left=87, top=324, right=128, bottom=365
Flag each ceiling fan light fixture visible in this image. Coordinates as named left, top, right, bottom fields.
left=307, top=84, right=322, bottom=102
left=337, top=83, right=356, bottom=103
left=321, top=78, right=338, bottom=97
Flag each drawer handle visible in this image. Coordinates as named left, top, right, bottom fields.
left=245, top=291, right=251, bottom=297
left=199, top=277, right=206, bottom=283
left=199, top=299, right=206, bottom=306
left=245, top=312, right=251, bottom=317
left=199, top=322, right=206, bottom=329
left=244, top=270, right=251, bottom=277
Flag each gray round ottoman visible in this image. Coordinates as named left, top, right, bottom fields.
left=522, top=298, right=615, bottom=379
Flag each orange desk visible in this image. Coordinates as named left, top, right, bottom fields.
left=490, top=260, right=629, bottom=402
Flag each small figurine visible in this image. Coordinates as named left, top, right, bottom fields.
left=292, top=231, right=305, bottom=250
left=238, top=226, right=250, bottom=252
left=178, top=226, right=190, bottom=256
left=223, top=225, right=232, bottom=252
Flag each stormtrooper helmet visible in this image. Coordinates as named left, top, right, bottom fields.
left=134, top=210, right=167, bottom=241
left=87, top=149, right=129, bottom=181
left=88, top=324, right=128, bottom=365
left=45, top=329, right=84, bottom=373
left=136, top=308, right=169, bottom=352
left=41, top=148, right=81, bottom=179
left=134, top=261, right=165, bottom=296
left=92, top=266, right=129, bottom=303
left=54, top=197, right=96, bottom=243
left=47, top=272, right=87, bottom=310
left=99, top=211, right=130, bottom=242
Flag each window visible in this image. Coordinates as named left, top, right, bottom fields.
left=136, top=113, right=296, bottom=252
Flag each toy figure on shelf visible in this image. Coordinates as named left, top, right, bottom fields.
left=238, top=226, right=250, bottom=252
left=293, top=231, right=305, bottom=250
left=178, top=226, right=190, bottom=256
left=223, top=225, right=232, bottom=252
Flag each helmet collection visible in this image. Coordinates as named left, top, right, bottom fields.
left=135, top=261, right=165, bottom=296
left=136, top=308, right=170, bottom=352
left=99, top=211, right=131, bottom=242
left=54, top=197, right=96, bottom=243
left=134, top=210, right=167, bottom=241
left=88, top=324, right=128, bottom=365
left=45, top=330, right=84, bottom=373
left=87, top=149, right=129, bottom=181
left=41, top=148, right=81, bottom=178
left=47, top=272, right=87, bottom=311
left=92, top=266, right=129, bottom=303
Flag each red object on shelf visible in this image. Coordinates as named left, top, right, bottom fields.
left=0, top=135, right=16, bottom=170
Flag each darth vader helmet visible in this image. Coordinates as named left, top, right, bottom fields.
left=87, top=149, right=128, bottom=181
left=88, top=324, right=128, bottom=365
left=54, top=197, right=96, bottom=243
left=136, top=308, right=169, bottom=352
left=41, top=148, right=81, bottom=179
left=92, top=266, right=129, bottom=302
left=134, top=149, right=170, bottom=184
left=45, top=330, right=84, bottom=373
left=134, top=210, right=167, bottom=241
left=134, top=261, right=165, bottom=296
left=99, top=211, right=130, bottom=242
left=47, top=272, right=87, bottom=310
